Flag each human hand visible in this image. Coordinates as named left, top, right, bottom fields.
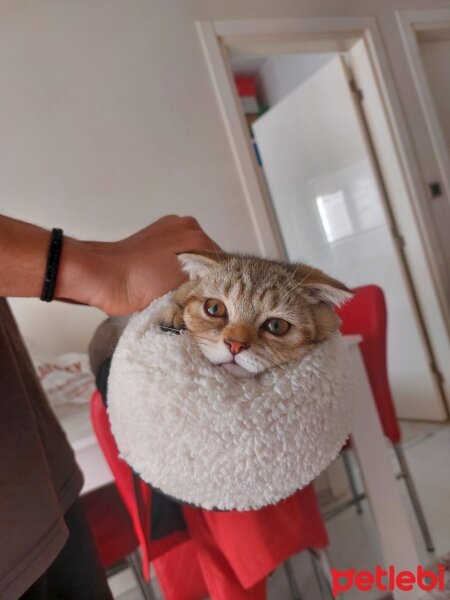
left=56, top=215, right=218, bottom=315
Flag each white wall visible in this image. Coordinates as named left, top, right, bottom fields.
left=257, top=53, right=336, bottom=108
left=0, top=1, right=260, bottom=356
left=1, top=0, right=449, bottom=357
left=230, top=53, right=337, bottom=109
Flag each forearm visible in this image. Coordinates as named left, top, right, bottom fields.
left=0, top=214, right=216, bottom=315
left=0, top=216, right=54, bottom=298
left=55, top=237, right=109, bottom=306
left=0, top=215, right=103, bottom=304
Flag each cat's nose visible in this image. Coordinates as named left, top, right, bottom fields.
left=225, top=338, right=249, bottom=355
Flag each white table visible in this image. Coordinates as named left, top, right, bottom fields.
left=57, top=336, right=422, bottom=600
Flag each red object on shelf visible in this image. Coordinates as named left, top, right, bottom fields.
left=234, top=75, right=257, bottom=98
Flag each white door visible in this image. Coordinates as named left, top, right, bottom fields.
left=252, top=56, right=445, bottom=420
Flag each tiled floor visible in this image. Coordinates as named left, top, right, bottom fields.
left=109, top=422, right=450, bottom=600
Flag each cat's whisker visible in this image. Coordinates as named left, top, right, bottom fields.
left=289, top=262, right=300, bottom=282
left=188, top=333, right=217, bottom=346
left=163, top=325, right=290, bottom=375
left=278, top=267, right=315, bottom=306
left=276, top=264, right=312, bottom=306
left=162, top=322, right=290, bottom=374
left=263, top=344, right=294, bottom=374
left=277, top=283, right=298, bottom=307
left=91, top=253, right=348, bottom=383
left=261, top=356, right=289, bottom=376
left=276, top=270, right=297, bottom=306
left=298, top=267, right=315, bottom=285
left=255, top=347, right=290, bottom=376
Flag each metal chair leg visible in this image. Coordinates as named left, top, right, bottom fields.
left=283, top=559, right=303, bottom=600
left=393, top=443, right=435, bottom=552
left=308, top=549, right=336, bottom=600
left=342, top=450, right=364, bottom=514
left=127, top=551, right=158, bottom=600
left=309, top=552, right=328, bottom=599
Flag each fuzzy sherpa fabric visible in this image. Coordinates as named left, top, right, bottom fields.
left=108, top=293, right=356, bottom=511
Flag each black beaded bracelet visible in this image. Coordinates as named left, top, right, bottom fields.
left=40, top=228, right=64, bottom=302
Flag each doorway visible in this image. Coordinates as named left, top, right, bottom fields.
left=198, top=20, right=450, bottom=421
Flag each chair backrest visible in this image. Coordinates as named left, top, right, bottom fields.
left=336, top=285, right=401, bottom=443
left=90, top=391, right=188, bottom=579
left=81, top=483, right=138, bottom=569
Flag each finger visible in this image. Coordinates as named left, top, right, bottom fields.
left=178, top=216, right=201, bottom=230
left=148, top=214, right=181, bottom=231
left=172, top=230, right=221, bottom=254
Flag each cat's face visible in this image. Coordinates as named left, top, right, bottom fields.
left=177, top=251, right=352, bottom=378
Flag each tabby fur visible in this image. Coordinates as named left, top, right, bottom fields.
left=89, top=250, right=352, bottom=378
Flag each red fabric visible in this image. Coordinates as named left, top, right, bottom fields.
left=183, top=509, right=267, bottom=600
left=81, top=483, right=138, bottom=568
left=153, top=540, right=210, bottom=600
left=91, top=391, right=328, bottom=600
left=234, top=76, right=257, bottom=98
left=90, top=393, right=189, bottom=579
left=337, top=285, right=401, bottom=443
left=198, top=486, right=327, bottom=590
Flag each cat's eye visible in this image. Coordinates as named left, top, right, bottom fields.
left=263, top=318, right=290, bottom=336
left=204, top=299, right=227, bottom=318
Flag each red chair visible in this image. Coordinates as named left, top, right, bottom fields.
left=90, top=390, right=333, bottom=599
left=81, top=483, right=154, bottom=599
left=90, top=390, right=203, bottom=600
left=334, top=284, right=434, bottom=552
left=81, top=483, right=137, bottom=568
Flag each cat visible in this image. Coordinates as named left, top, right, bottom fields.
left=88, top=250, right=352, bottom=379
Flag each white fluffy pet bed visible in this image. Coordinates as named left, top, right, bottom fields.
left=108, top=294, right=356, bottom=511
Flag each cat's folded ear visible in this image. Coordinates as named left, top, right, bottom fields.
left=293, top=263, right=353, bottom=307
left=176, top=249, right=226, bottom=279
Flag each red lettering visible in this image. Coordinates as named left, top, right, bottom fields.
left=438, top=564, right=446, bottom=591
left=331, top=564, right=445, bottom=594
left=388, top=565, right=395, bottom=591
left=375, top=565, right=388, bottom=591
left=331, top=569, right=355, bottom=595
left=417, top=566, right=437, bottom=591
left=355, top=571, right=373, bottom=591
left=396, top=571, right=415, bottom=591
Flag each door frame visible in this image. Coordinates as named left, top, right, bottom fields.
left=197, top=17, right=450, bottom=318
left=197, top=16, right=450, bottom=417
left=397, top=9, right=450, bottom=215
left=197, top=18, right=435, bottom=256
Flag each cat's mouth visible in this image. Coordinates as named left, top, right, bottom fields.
left=219, top=359, right=255, bottom=379
left=218, top=357, right=243, bottom=369
left=219, top=358, right=238, bottom=366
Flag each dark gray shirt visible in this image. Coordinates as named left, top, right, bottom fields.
left=0, top=299, right=83, bottom=599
